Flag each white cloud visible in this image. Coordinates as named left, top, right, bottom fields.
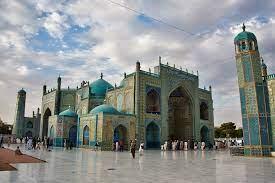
left=43, top=12, right=69, bottom=39
left=0, top=0, right=274, bottom=128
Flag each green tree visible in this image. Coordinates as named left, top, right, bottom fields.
left=220, top=122, right=236, bottom=138
left=235, top=128, right=243, bottom=138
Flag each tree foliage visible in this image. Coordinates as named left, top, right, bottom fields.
left=215, top=122, right=243, bottom=138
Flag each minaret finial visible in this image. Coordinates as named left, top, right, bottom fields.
left=242, top=23, right=246, bottom=32
left=261, top=57, right=264, bottom=63
left=159, top=56, right=161, bottom=64
left=100, top=73, right=103, bottom=79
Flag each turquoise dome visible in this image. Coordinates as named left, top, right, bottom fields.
left=234, top=31, right=257, bottom=43
left=90, top=104, right=121, bottom=115
left=59, top=108, right=78, bottom=117
left=90, top=79, right=113, bottom=97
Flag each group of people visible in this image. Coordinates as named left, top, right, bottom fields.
left=113, top=140, right=125, bottom=152
left=161, top=140, right=212, bottom=151
left=18, top=136, right=54, bottom=151
left=113, top=139, right=144, bottom=159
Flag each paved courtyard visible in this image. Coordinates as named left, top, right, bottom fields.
left=1, top=144, right=275, bottom=183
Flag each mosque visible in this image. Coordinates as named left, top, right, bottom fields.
left=234, top=24, right=275, bottom=156
left=12, top=59, right=214, bottom=150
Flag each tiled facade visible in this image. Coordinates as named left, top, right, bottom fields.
left=14, top=59, right=214, bottom=150
left=235, top=24, right=273, bottom=156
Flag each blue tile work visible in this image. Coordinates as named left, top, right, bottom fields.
left=235, top=27, right=272, bottom=156
left=243, top=60, right=253, bottom=82
left=242, top=117, right=250, bottom=145
left=249, top=117, right=259, bottom=145
left=256, top=86, right=265, bottom=113
left=239, top=88, right=247, bottom=114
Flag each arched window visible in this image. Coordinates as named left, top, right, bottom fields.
left=241, top=41, right=246, bottom=50
left=200, top=102, right=209, bottom=120
left=83, top=125, right=89, bottom=145
left=26, top=121, right=33, bottom=128
left=146, top=89, right=160, bottom=113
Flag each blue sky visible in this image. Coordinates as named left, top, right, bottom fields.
left=0, top=0, right=274, bottom=127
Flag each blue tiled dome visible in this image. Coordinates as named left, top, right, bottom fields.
left=90, top=79, right=113, bottom=97
left=90, top=104, right=120, bottom=115
left=234, top=31, right=257, bottom=43
left=59, top=108, right=78, bottom=117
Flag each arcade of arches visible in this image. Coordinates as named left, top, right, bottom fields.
left=168, top=86, right=193, bottom=141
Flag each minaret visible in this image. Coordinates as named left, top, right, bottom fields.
left=55, top=75, right=62, bottom=115
left=234, top=23, right=272, bottom=156
left=135, top=61, right=141, bottom=145
left=12, top=88, right=26, bottom=138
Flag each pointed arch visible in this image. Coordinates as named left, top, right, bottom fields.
left=168, top=86, right=193, bottom=141
left=146, top=122, right=160, bottom=149
left=43, top=108, right=52, bottom=137
left=146, top=89, right=160, bottom=113
left=69, top=125, right=77, bottom=147
left=113, top=124, right=128, bottom=150
left=200, top=126, right=209, bottom=145
left=83, top=125, right=89, bottom=145
left=200, top=102, right=209, bottom=120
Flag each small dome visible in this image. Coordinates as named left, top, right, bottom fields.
left=90, top=79, right=113, bottom=97
left=59, top=108, right=78, bottom=117
left=18, top=88, right=26, bottom=94
left=89, top=104, right=121, bottom=115
left=234, top=31, right=257, bottom=43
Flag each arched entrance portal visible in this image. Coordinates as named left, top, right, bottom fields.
left=69, top=125, right=77, bottom=147
left=83, top=125, right=89, bottom=145
left=43, top=108, right=52, bottom=138
left=113, top=125, right=128, bottom=150
left=146, top=122, right=160, bottom=149
left=25, top=131, right=32, bottom=137
left=200, top=126, right=209, bottom=145
left=168, top=86, right=193, bottom=141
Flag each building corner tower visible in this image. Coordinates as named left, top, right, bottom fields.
left=234, top=24, right=272, bottom=156
left=12, top=88, right=26, bottom=138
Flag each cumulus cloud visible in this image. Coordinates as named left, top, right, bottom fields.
left=0, top=0, right=274, bottom=128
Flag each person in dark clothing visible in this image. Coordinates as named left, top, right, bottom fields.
left=32, top=137, right=37, bottom=149
left=0, top=137, right=3, bottom=148
left=95, top=141, right=99, bottom=151
left=46, top=137, right=50, bottom=149
left=69, top=140, right=73, bottom=150
left=130, top=140, right=136, bottom=159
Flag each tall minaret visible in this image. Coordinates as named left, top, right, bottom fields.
left=12, top=88, right=26, bottom=138
left=55, top=75, right=61, bottom=115
left=234, top=23, right=272, bottom=156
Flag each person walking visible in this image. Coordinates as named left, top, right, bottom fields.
left=139, top=142, right=144, bottom=156
left=32, top=137, right=37, bottom=150
left=130, top=140, right=136, bottom=159
left=0, top=136, right=3, bottom=148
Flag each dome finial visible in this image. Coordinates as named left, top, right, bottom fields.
left=242, top=23, right=246, bottom=32
left=100, top=73, right=103, bottom=79
left=261, top=57, right=264, bottom=64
